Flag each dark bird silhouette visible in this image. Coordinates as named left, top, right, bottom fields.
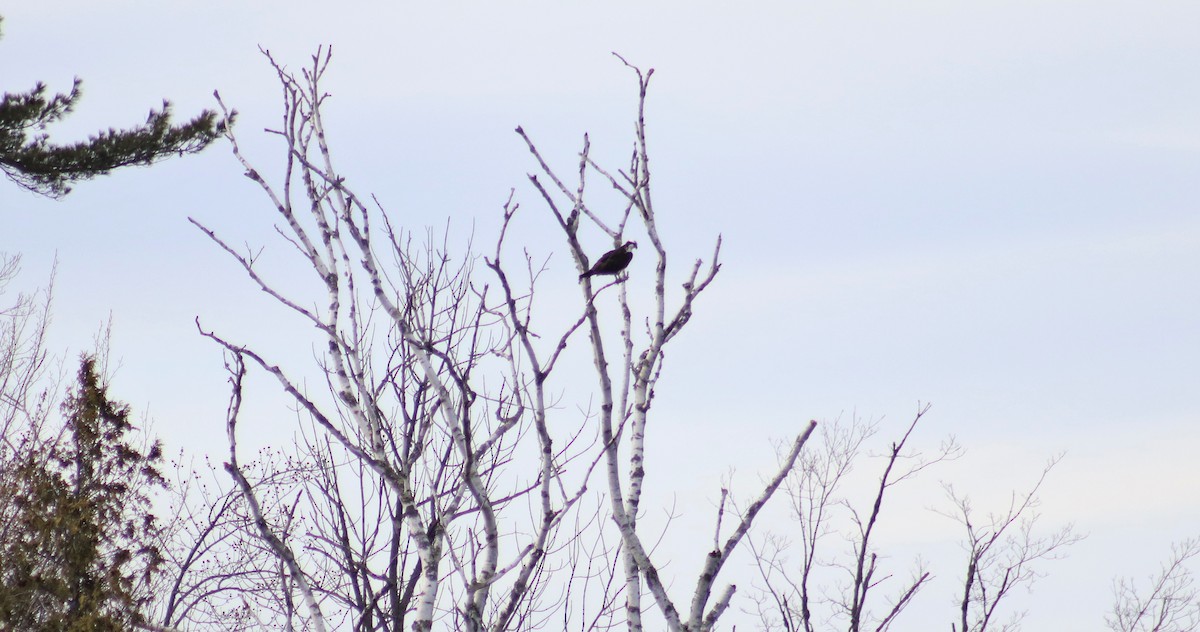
left=580, top=241, right=637, bottom=280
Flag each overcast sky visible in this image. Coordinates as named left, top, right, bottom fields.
left=3, top=3, right=1199, bottom=630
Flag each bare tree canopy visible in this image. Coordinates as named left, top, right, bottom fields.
left=158, top=48, right=816, bottom=632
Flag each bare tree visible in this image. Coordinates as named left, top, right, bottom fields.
left=0, top=253, right=58, bottom=455
left=747, top=405, right=959, bottom=632
left=181, top=47, right=625, bottom=631
left=1108, top=537, right=1200, bottom=632
left=175, top=47, right=818, bottom=632
left=150, top=457, right=256, bottom=631
left=944, top=455, right=1082, bottom=632
left=748, top=410, right=1080, bottom=632
left=513, top=53, right=817, bottom=632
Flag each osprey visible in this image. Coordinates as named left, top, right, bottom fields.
left=580, top=241, right=637, bottom=280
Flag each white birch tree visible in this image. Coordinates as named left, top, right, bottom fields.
left=179, top=48, right=817, bottom=632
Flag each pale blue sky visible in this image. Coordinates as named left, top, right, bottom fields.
left=3, top=3, right=1199, bottom=629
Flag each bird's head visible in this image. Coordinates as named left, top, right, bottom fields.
left=623, top=240, right=638, bottom=251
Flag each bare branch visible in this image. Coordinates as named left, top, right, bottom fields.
left=945, top=454, right=1082, bottom=632
left=221, top=353, right=329, bottom=632
left=1108, top=537, right=1200, bottom=632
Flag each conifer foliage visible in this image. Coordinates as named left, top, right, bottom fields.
left=0, top=16, right=223, bottom=198
left=0, top=356, right=166, bottom=631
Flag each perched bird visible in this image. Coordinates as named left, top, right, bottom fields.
left=580, top=241, right=637, bottom=280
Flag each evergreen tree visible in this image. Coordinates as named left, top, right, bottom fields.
left=0, top=15, right=224, bottom=199
left=0, top=355, right=166, bottom=631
